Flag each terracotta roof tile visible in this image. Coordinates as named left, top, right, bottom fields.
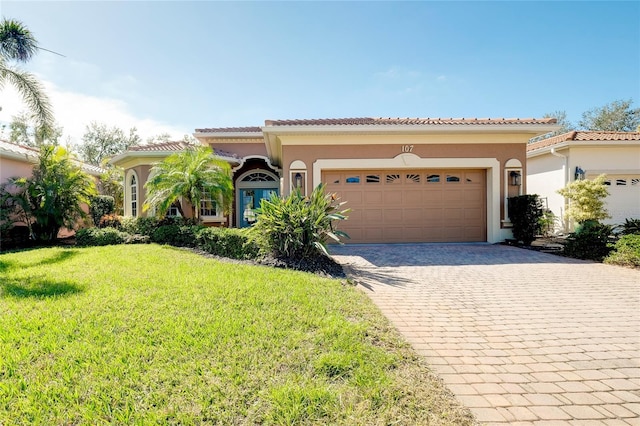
left=527, top=131, right=640, bottom=151
left=264, top=117, right=557, bottom=126
left=195, top=126, right=262, bottom=133
left=128, top=141, right=191, bottom=152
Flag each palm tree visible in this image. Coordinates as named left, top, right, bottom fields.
left=144, top=146, right=234, bottom=222
left=0, top=18, right=54, bottom=135
left=2, top=145, right=97, bottom=241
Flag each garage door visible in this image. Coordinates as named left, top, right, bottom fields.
left=323, top=169, right=486, bottom=243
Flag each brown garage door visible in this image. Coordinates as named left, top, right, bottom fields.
left=323, top=169, right=486, bottom=243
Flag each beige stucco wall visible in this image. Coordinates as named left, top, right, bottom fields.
left=528, top=144, right=640, bottom=229
left=281, top=139, right=525, bottom=222
left=0, top=156, right=35, bottom=182
left=207, top=139, right=267, bottom=158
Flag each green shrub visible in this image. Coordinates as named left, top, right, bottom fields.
left=508, top=195, right=543, bottom=245
left=195, top=227, right=260, bottom=260
left=76, top=227, right=128, bottom=247
left=89, top=195, right=115, bottom=226
left=619, top=218, right=640, bottom=235
left=557, top=174, right=610, bottom=224
left=120, top=217, right=160, bottom=236
left=604, top=234, right=640, bottom=267
left=120, top=216, right=197, bottom=236
left=563, top=220, right=615, bottom=261
left=250, top=184, right=349, bottom=259
left=152, top=224, right=203, bottom=247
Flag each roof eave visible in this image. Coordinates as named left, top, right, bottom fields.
left=194, top=131, right=263, bottom=138
left=261, top=123, right=560, bottom=135
left=109, top=151, right=179, bottom=166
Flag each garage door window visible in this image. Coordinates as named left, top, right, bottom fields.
left=346, top=176, right=360, bottom=183
left=446, top=174, right=460, bottom=182
left=366, top=174, right=380, bottom=183
left=386, top=174, right=400, bottom=183
left=406, top=173, right=420, bottom=183
left=426, top=174, right=440, bottom=183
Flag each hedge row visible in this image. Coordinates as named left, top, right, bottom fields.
left=77, top=217, right=259, bottom=261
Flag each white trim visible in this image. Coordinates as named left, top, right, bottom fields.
left=124, top=169, right=139, bottom=217
left=312, top=154, right=502, bottom=243
left=527, top=139, right=640, bottom=159
left=235, top=169, right=280, bottom=228
left=231, top=154, right=282, bottom=175
left=505, top=158, right=523, bottom=168
left=289, top=159, right=306, bottom=169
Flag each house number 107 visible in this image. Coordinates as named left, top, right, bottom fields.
left=401, top=145, right=414, bottom=153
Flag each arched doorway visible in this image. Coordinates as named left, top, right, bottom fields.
left=235, top=170, right=280, bottom=228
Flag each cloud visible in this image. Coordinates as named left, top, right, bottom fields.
left=0, top=78, right=187, bottom=145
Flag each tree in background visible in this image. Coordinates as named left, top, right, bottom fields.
left=78, top=122, right=141, bottom=166
left=146, top=132, right=172, bottom=145
left=1, top=145, right=96, bottom=241
left=530, top=110, right=576, bottom=143
left=8, top=111, right=63, bottom=147
left=557, top=174, right=610, bottom=225
left=0, top=18, right=54, bottom=137
left=144, top=146, right=233, bottom=221
left=578, top=99, right=640, bottom=132
left=97, top=164, right=124, bottom=215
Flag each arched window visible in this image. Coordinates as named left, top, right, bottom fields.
left=130, top=174, right=138, bottom=217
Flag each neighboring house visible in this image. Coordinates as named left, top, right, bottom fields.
left=0, top=140, right=104, bottom=237
left=111, top=117, right=557, bottom=244
left=527, top=131, right=640, bottom=231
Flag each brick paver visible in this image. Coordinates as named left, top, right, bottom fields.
left=331, top=243, right=640, bottom=425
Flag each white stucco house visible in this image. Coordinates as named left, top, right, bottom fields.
left=527, top=131, right=640, bottom=231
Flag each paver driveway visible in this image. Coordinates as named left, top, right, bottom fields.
left=330, top=243, right=640, bottom=425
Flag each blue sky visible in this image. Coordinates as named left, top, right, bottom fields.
left=1, top=1, right=638, bottom=144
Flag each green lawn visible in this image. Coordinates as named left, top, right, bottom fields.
left=0, top=244, right=475, bottom=425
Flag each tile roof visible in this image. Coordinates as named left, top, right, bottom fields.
left=0, top=139, right=40, bottom=157
left=195, top=126, right=262, bottom=133
left=527, top=131, right=640, bottom=151
left=128, top=141, right=192, bottom=152
left=264, top=117, right=557, bottom=126
left=0, top=139, right=105, bottom=176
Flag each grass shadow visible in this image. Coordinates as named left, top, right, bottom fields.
left=2, top=278, right=85, bottom=299
left=0, top=248, right=79, bottom=271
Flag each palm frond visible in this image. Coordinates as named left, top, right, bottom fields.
left=0, top=61, right=54, bottom=130
left=0, top=18, right=38, bottom=63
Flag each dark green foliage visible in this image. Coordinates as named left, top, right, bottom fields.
left=605, top=234, right=640, bottom=267
left=120, top=216, right=197, bottom=236
left=76, top=227, right=128, bottom=247
left=195, top=227, right=260, bottom=260
left=76, top=227, right=150, bottom=246
left=250, top=184, right=349, bottom=259
left=619, top=218, right=640, bottom=235
left=2, top=145, right=96, bottom=242
left=89, top=195, right=115, bottom=226
left=508, top=195, right=543, bottom=245
left=151, top=225, right=202, bottom=247
left=563, top=220, right=615, bottom=261
left=120, top=217, right=159, bottom=236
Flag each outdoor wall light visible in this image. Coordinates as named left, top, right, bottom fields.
left=575, top=166, right=586, bottom=181
left=294, top=172, right=303, bottom=189
left=509, top=170, right=522, bottom=186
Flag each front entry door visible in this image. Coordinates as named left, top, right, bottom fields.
left=238, top=188, right=278, bottom=228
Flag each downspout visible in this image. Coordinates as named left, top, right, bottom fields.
left=550, top=147, right=569, bottom=231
